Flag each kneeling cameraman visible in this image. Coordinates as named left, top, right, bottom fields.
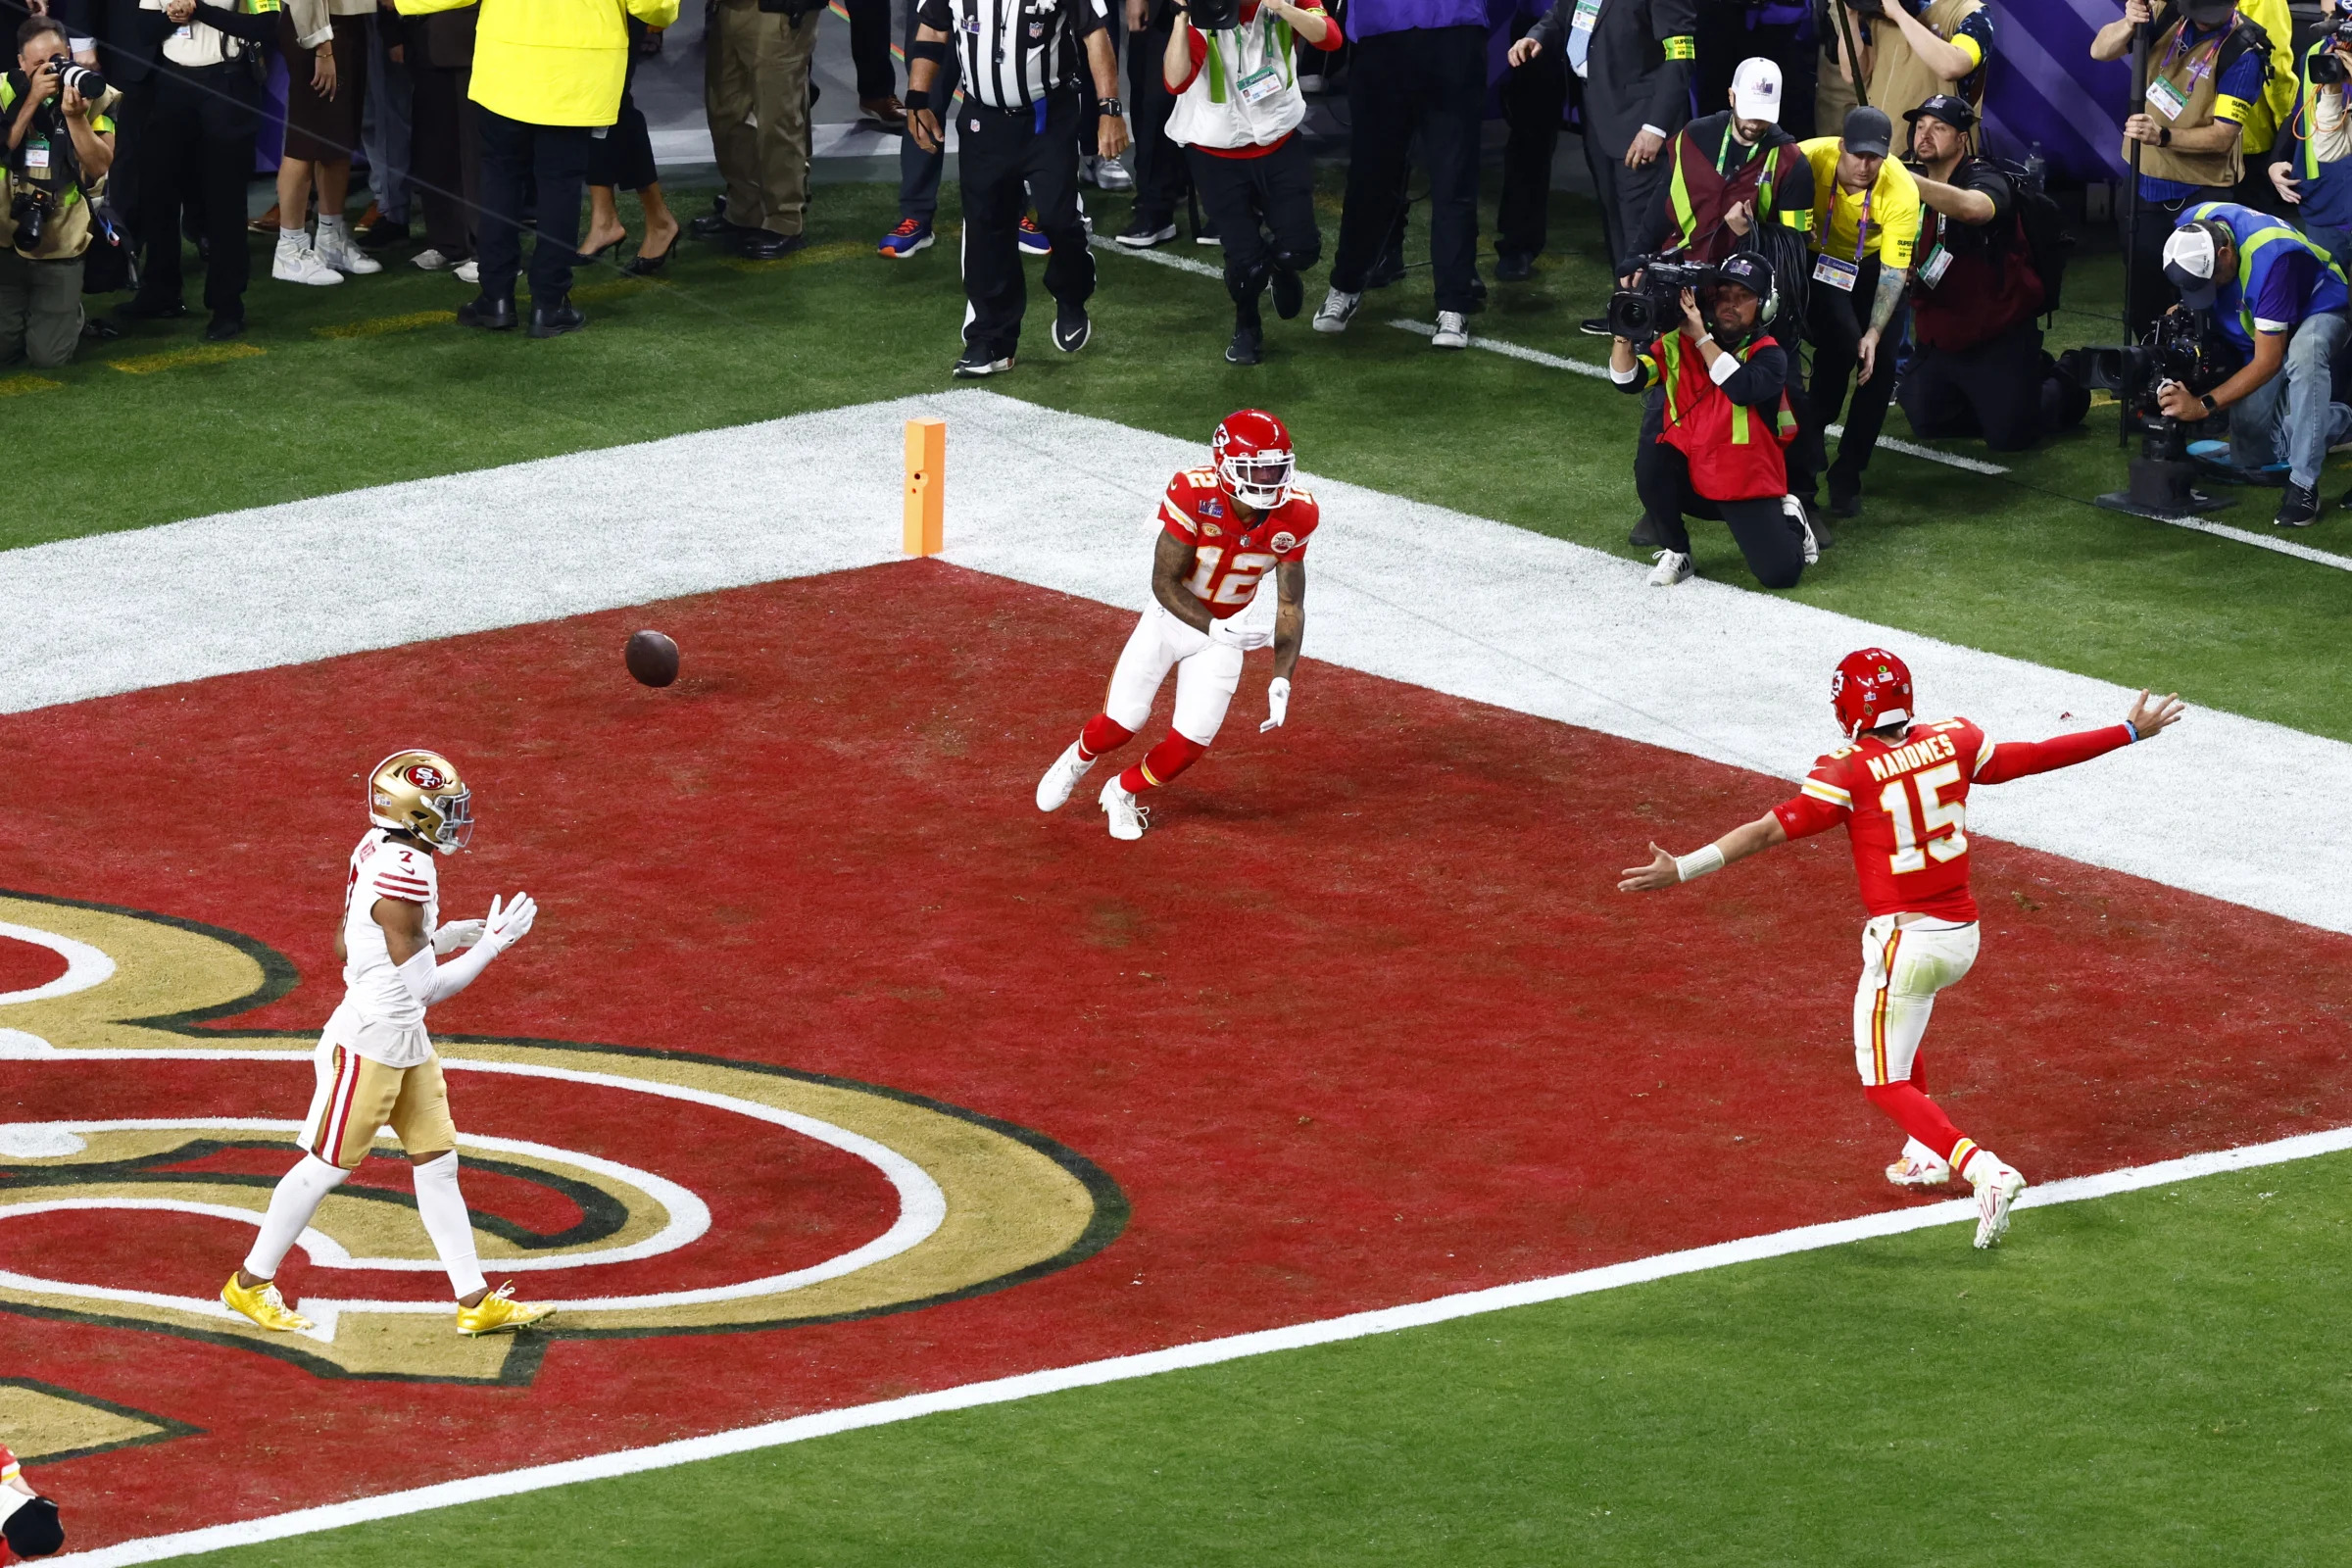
left=1611, top=253, right=1812, bottom=589
left=2158, top=203, right=2352, bottom=526
left=0, top=19, right=116, bottom=368
left=1897, top=94, right=2078, bottom=452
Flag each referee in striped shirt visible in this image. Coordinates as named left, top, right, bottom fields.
left=908, top=0, right=1130, bottom=375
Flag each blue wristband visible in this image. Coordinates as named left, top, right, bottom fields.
left=2123, top=719, right=2138, bottom=743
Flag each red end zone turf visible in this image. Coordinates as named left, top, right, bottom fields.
left=3, top=560, right=2349, bottom=1544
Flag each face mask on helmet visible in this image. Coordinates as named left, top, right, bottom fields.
left=1219, top=449, right=1295, bottom=510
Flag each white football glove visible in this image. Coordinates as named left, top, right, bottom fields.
left=478, top=893, right=537, bottom=956
left=1260, top=677, right=1291, bottom=732
left=433, top=919, right=485, bottom=955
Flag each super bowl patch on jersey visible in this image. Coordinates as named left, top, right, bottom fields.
left=1271, top=531, right=1298, bottom=552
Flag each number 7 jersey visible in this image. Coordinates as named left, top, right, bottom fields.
left=1772, top=717, right=1992, bottom=921
left=1157, top=466, right=1319, bottom=617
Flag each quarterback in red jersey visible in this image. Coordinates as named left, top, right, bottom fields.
left=1620, top=648, right=2185, bottom=1248
left=1037, top=409, right=1317, bottom=839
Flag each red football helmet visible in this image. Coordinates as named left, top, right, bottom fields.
left=1831, top=648, right=1914, bottom=739
left=1211, top=409, right=1295, bottom=511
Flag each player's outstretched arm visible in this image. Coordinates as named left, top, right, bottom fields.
left=396, top=893, right=538, bottom=1008
left=1617, top=810, right=1788, bottom=893
left=1976, top=690, right=2185, bottom=785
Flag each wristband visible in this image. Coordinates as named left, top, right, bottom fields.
left=2158, top=125, right=2171, bottom=147
left=1100, top=97, right=1125, bottom=117
left=2199, top=392, right=2217, bottom=414
left=905, top=87, right=931, bottom=111
left=2123, top=719, right=2139, bottom=743
left=1673, top=844, right=1726, bottom=883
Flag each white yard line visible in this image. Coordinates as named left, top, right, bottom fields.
left=1384, top=318, right=2012, bottom=475
left=0, top=391, right=2346, bottom=932
left=1086, top=231, right=1226, bottom=279
left=2149, top=507, right=2352, bottom=573
left=50, top=1122, right=2352, bottom=1567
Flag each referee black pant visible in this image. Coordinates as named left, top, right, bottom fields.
left=1635, top=436, right=1806, bottom=590
left=1186, top=137, right=1318, bottom=328
left=960, top=90, right=1094, bottom=360
left=1898, top=322, right=2048, bottom=453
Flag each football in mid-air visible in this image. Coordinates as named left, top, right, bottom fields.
left=624, top=629, right=679, bottom=688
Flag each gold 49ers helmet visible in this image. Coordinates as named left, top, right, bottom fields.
left=368, top=750, right=474, bottom=855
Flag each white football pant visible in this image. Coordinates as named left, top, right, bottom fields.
left=1103, top=603, right=1245, bottom=746
left=1852, top=915, right=1980, bottom=1087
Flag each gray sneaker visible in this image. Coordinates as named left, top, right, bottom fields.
left=1312, top=288, right=1361, bottom=333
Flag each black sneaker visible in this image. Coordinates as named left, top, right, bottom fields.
left=1827, top=485, right=1862, bottom=518
left=1269, top=266, right=1302, bottom=320
left=1495, top=252, right=1534, bottom=282
left=1628, top=514, right=1663, bottom=548
left=1116, top=218, right=1177, bottom=249
left=1226, top=325, right=1262, bottom=365
left=954, top=346, right=1015, bottom=377
left=204, top=311, right=245, bottom=342
left=1053, top=300, right=1091, bottom=353
left=2278, top=480, right=2321, bottom=527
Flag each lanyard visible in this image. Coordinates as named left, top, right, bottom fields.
left=2159, top=15, right=2232, bottom=91
left=1817, top=175, right=1872, bottom=260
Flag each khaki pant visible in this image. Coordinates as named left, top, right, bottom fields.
left=0, top=250, right=85, bottom=369
left=707, top=0, right=818, bottom=235
left=298, top=1041, right=460, bottom=1169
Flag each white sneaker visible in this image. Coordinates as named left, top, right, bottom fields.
left=1646, top=549, right=1692, bottom=587
left=413, top=247, right=461, bottom=271
left=1090, top=155, right=1135, bottom=192
left=1431, top=311, right=1470, bottom=350
left=455, top=259, right=480, bottom=284
left=271, top=236, right=343, bottom=286
left=1885, top=1138, right=1951, bottom=1187
left=1312, top=288, right=1360, bottom=333
left=1971, top=1160, right=2027, bottom=1250
left=1099, top=776, right=1148, bottom=841
left=1785, top=494, right=1820, bottom=565
left=315, top=220, right=383, bottom=275
left=1036, top=740, right=1095, bottom=811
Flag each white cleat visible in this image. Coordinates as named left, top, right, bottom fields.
left=1647, top=549, right=1692, bottom=587
left=1036, top=740, right=1095, bottom=811
left=1099, top=776, right=1148, bottom=841
left=1972, top=1160, right=2027, bottom=1249
left=1886, top=1137, right=1951, bottom=1187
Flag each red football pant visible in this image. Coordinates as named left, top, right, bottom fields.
left=1120, top=732, right=1208, bottom=794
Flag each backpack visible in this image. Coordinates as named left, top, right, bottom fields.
left=1984, top=155, right=2072, bottom=319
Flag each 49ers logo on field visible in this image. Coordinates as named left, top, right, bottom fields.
left=0, top=893, right=1124, bottom=1391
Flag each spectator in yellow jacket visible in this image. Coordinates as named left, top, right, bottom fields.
left=394, top=0, right=680, bottom=337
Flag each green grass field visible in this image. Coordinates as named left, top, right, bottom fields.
left=183, top=1156, right=2352, bottom=1567
left=26, top=167, right=2352, bottom=1563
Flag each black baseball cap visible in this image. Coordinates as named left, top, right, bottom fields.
left=1904, top=93, right=1977, bottom=132
left=1841, top=106, right=1894, bottom=159
left=3, top=1495, right=63, bottom=1558
left=2180, top=0, right=2233, bottom=22
left=1714, top=254, right=1773, bottom=299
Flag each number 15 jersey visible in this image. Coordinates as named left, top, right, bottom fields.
left=1157, top=467, right=1319, bottom=620
left=1773, top=717, right=1992, bottom=921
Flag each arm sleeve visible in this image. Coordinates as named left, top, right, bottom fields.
left=397, top=939, right=499, bottom=1010
left=291, top=0, right=335, bottom=39
left=1646, top=0, right=1696, bottom=132
left=1772, top=790, right=1847, bottom=840
left=1972, top=724, right=2133, bottom=784
left=1525, top=0, right=1567, bottom=54
left=1715, top=340, right=1788, bottom=406
left=1969, top=163, right=2013, bottom=224
left=1070, top=0, right=1105, bottom=38
left=193, top=2, right=279, bottom=44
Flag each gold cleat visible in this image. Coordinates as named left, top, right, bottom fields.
left=221, top=1272, right=314, bottom=1333
left=456, top=1282, right=557, bottom=1337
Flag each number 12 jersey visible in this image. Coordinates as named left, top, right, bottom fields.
left=1156, top=467, right=1319, bottom=619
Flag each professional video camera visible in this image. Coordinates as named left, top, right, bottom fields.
left=1607, top=257, right=1725, bottom=341
left=2078, top=304, right=2241, bottom=517
left=2311, top=16, right=2352, bottom=84
left=1185, top=0, right=1241, bottom=26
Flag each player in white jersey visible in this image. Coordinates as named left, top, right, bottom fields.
left=221, top=750, right=554, bottom=1338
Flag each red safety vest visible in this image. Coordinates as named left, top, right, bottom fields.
left=1646, top=331, right=1797, bottom=502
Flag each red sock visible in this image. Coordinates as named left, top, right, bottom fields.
left=1078, top=714, right=1133, bottom=761
left=1862, top=1080, right=1991, bottom=1180
left=1119, top=731, right=1207, bottom=793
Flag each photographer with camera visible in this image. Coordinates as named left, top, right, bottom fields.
left=1896, top=94, right=2083, bottom=451
left=2269, top=14, right=2352, bottom=262
left=2092, top=0, right=2272, bottom=338
left=1793, top=104, right=1916, bottom=520
left=2157, top=204, right=2352, bottom=525
left=1611, top=253, right=1812, bottom=590
left=1162, top=0, right=1339, bottom=365
left=0, top=17, right=115, bottom=368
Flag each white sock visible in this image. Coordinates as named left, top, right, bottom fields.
left=243, top=1154, right=348, bottom=1280
left=413, top=1152, right=487, bottom=1300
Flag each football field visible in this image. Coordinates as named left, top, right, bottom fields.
left=6, top=174, right=2352, bottom=1565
